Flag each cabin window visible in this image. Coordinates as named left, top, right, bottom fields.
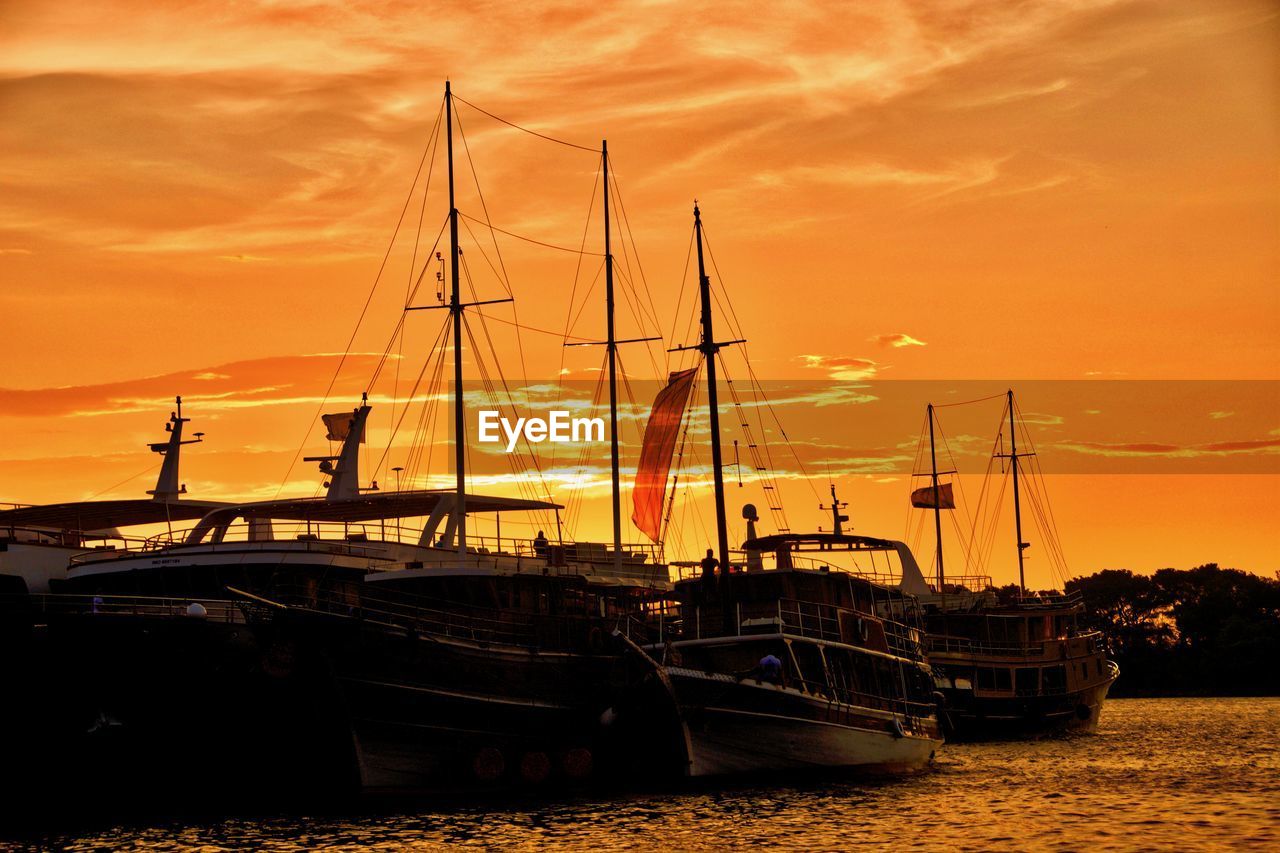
left=1043, top=665, right=1066, bottom=694
left=791, top=642, right=828, bottom=697
left=1096, top=659, right=1103, bottom=676
left=1015, top=667, right=1039, bottom=695
left=977, top=667, right=1012, bottom=692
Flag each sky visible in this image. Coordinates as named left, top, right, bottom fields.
left=1, top=0, right=1276, bottom=588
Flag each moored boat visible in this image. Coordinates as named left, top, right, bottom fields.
left=612, top=205, right=942, bottom=778
left=635, top=531, right=943, bottom=778
left=903, top=392, right=1119, bottom=740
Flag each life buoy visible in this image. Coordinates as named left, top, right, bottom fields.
left=890, top=718, right=906, bottom=739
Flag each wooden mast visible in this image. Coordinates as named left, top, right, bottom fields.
left=446, top=80, right=467, bottom=559
left=404, top=83, right=513, bottom=552
left=694, top=203, right=730, bottom=575
left=603, top=140, right=622, bottom=572
left=928, top=403, right=945, bottom=590
left=1008, top=389, right=1027, bottom=594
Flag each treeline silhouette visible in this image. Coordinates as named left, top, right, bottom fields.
left=1063, top=565, right=1280, bottom=697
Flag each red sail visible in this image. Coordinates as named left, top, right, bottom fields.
left=910, top=482, right=955, bottom=509
left=631, top=368, right=699, bottom=543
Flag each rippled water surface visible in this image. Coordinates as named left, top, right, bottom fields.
left=21, top=698, right=1280, bottom=851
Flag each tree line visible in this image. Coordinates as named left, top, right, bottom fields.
left=1062, top=564, right=1280, bottom=696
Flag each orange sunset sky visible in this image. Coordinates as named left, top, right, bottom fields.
left=1, top=0, right=1277, bottom=589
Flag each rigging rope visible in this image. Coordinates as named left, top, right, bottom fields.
left=452, top=92, right=601, bottom=154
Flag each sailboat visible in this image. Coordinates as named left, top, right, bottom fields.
left=617, top=205, right=943, bottom=778
left=54, top=82, right=677, bottom=794
left=903, top=391, right=1119, bottom=739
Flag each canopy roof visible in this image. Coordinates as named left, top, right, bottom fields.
left=199, top=489, right=561, bottom=525
left=0, top=499, right=229, bottom=533
left=743, top=532, right=899, bottom=552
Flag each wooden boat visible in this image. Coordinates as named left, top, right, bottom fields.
left=904, top=392, right=1119, bottom=739
left=630, top=532, right=943, bottom=777
left=36, top=82, right=676, bottom=796
left=611, top=205, right=942, bottom=778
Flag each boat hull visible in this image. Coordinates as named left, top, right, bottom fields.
left=937, top=669, right=1118, bottom=741
left=667, top=668, right=940, bottom=778
left=0, top=600, right=358, bottom=814
left=277, top=608, right=651, bottom=792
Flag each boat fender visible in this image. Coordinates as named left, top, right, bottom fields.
left=561, top=747, right=593, bottom=779
left=1075, top=703, right=1092, bottom=721
left=520, top=751, right=551, bottom=784
left=587, top=626, right=605, bottom=655
left=472, top=747, right=505, bottom=782
left=890, top=718, right=906, bottom=739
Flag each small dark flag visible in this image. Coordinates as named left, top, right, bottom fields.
left=322, top=412, right=365, bottom=443
left=911, top=482, right=955, bottom=509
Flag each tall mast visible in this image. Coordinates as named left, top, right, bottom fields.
left=694, top=203, right=730, bottom=575
left=1008, top=389, right=1026, bottom=594
left=603, top=140, right=622, bottom=571
left=446, top=80, right=467, bottom=559
left=147, top=395, right=203, bottom=502
left=928, top=403, right=945, bottom=590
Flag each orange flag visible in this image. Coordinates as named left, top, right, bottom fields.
left=632, top=368, right=698, bottom=543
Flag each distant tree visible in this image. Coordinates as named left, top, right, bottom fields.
left=1067, top=565, right=1280, bottom=696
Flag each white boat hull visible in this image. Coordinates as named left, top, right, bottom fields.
left=667, top=668, right=941, bottom=778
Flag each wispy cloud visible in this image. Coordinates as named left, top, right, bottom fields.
left=797, top=354, right=880, bottom=381
left=871, top=333, right=926, bottom=348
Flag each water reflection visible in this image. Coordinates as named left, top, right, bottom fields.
left=26, top=698, right=1280, bottom=851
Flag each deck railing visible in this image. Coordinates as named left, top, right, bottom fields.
left=1, top=592, right=248, bottom=624
left=671, top=552, right=904, bottom=588
left=685, top=597, right=926, bottom=662
left=66, top=522, right=665, bottom=579
left=927, top=628, right=1104, bottom=658
left=263, top=580, right=660, bottom=652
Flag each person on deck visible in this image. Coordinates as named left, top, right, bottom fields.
left=700, top=548, right=719, bottom=581
left=737, top=653, right=784, bottom=685
left=533, top=530, right=549, bottom=558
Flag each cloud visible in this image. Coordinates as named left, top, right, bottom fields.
left=217, top=254, right=272, bottom=262
left=1019, top=412, right=1065, bottom=426
left=797, top=354, right=879, bottom=381
left=0, top=354, right=375, bottom=418
left=1209, top=411, right=1235, bottom=419
left=1056, top=438, right=1280, bottom=458
left=870, top=333, right=926, bottom=348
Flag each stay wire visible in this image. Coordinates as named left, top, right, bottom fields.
left=452, top=92, right=601, bottom=154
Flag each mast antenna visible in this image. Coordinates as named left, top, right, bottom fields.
left=147, top=395, right=203, bottom=502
